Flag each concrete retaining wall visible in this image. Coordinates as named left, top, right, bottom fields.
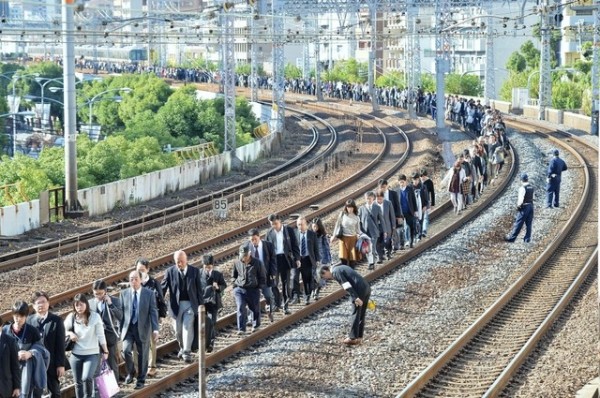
left=0, top=200, right=40, bottom=236
left=0, top=101, right=279, bottom=234
left=563, top=112, right=592, bottom=131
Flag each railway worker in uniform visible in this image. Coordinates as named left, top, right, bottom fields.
left=161, top=250, right=205, bottom=364
left=375, top=189, right=396, bottom=260
left=546, top=149, right=568, bottom=208
left=358, top=192, right=384, bottom=269
left=232, top=245, right=267, bottom=334
left=266, top=214, right=300, bottom=314
left=248, top=229, right=276, bottom=322
left=136, top=258, right=167, bottom=377
left=317, top=265, right=371, bottom=346
left=27, top=291, right=65, bottom=398
left=420, top=169, right=435, bottom=237
left=331, top=199, right=362, bottom=267
left=89, top=280, right=123, bottom=380
left=397, top=174, right=419, bottom=248
left=200, top=254, right=227, bottom=353
left=294, top=216, right=320, bottom=305
left=0, top=321, right=21, bottom=398
left=505, top=173, right=535, bottom=243
left=119, top=271, right=159, bottom=389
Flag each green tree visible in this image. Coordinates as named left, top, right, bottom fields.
left=552, top=80, right=583, bottom=110
left=520, top=40, right=541, bottom=70
left=236, top=63, right=251, bottom=76
left=506, top=52, right=527, bottom=73
left=19, top=62, right=65, bottom=120
left=420, top=74, right=435, bottom=93
left=284, top=63, right=303, bottom=79
left=445, top=74, right=482, bottom=96
left=155, top=85, right=201, bottom=139
left=120, top=136, right=178, bottom=178
left=0, top=155, right=52, bottom=205
left=376, top=71, right=405, bottom=88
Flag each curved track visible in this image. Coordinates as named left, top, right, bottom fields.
left=397, top=126, right=598, bottom=397
left=0, top=104, right=334, bottom=272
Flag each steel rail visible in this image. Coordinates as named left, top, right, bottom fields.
left=118, top=121, right=518, bottom=398
left=0, top=104, right=329, bottom=272
left=396, top=126, right=597, bottom=397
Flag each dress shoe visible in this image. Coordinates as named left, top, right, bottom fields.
left=284, top=307, right=291, bottom=315
left=504, top=236, right=515, bottom=242
left=236, top=330, right=246, bottom=335
left=124, top=375, right=134, bottom=385
left=368, top=264, right=374, bottom=270
left=251, top=326, right=259, bottom=333
left=183, top=356, right=193, bottom=364
left=147, top=367, right=157, bottom=378
left=134, top=382, right=145, bottom=390
left=206, top=345, right=214, bottom=353
left=268, top=312, right=274, bottom=323
left=377, top=260, right=383, bottom=264
left=289, top=296, right=299, bottom=305
left=177, top=350, right=184, bottom=359
left=343, top=337, right=361, bottom=346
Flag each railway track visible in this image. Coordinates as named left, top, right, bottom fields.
left=0, top=104, right=334, bottom=272
left=45, top=105, right=412, bottom=397
left=118, top=119, right=518, bottom=398
left=396, top=127, right=597, bottom=397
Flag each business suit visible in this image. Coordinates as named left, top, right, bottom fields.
left=201, top=269, right=227, bottom=349
left=376, top=198, right=396, bottom=258
left=251, top=240, right=277, bottom=318
left=89, top=296, right=123, bottom=378
left=265, top=225, right=300, bottom=311
left=161, top=265, right=205, bottom=358
left=358, top=203, right=384, bottom=241
left=397, top=185, right=418, bottom=247
left=119, top=287, right=158, bottom=385
left=26, top=312, right=65, bottom=398
left=0, top=332, right=20, bottom=398
left=294, top=228, right=320, bottom=302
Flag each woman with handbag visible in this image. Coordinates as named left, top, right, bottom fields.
left=65, top=294, right=109, bottom=398
left=330, top=199, right=361, bottom=267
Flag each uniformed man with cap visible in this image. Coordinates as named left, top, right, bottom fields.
left=546, top=149, right=568, bottom=208
left=317, top=264, right=371, bottom=346
left=505, top=173, right=535, bottom=243
left=231, top=244, right=267, bottom=334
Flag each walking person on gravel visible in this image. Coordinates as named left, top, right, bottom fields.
left=505, top=173, right=535, bottom=243
left=546, top=149, right=568, bottom=208
left=200, top=254, right=227, bottom=353
left=441, top=160, right=466, bottom=214
left=317, top=264, right=371, bottom=346
left=232, top=245, right=267, bottom=334
left=331, top=199, right=362, bottom=267
left=311, top=218, right=331, bottom=300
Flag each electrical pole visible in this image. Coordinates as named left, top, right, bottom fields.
left=221, top=3, right=237, bottom=157
left=63, top=0, right=81, bottom=214
left=272, top=0, right=285, bottom=134
left=302, top=19, right=311, bottom=80
left=368, top=0, right=380, bottom=112
left=406, top=3, right=420, bottom=120
left=591, top=0, right=599, bottom=136
left=538, top=0, right=554, bottom=121
left=315, top=15, right=323, bottom=101
left=250, top=0, right=258, bottom=102
left=435, top=0, right=452, bottom=134
left=484, top=10, right=495, bottom=105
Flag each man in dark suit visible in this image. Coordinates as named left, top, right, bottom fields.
left=200, top=254, right=227, bottom=353
left=28, top=291, right=62, bottom=398
left=265, top=214, right=300, bottom=313
left=0, top=328, right=20, bottom=398
left=294, top=216, right=320, bottom=304
left=358, top=191, right=384, bottom=268
left=378, top=179, right=402, bottom=251
left=249, top=228, right=277, bottom=322
left=397, top=174, right=419, bottom=248
left=90, top=280, right=123, bottom=379
left=119, top=270, right=159, bottom=389
left=161, top=250, right=206, bottom=363
left=376, top=190, right=396, bottom=261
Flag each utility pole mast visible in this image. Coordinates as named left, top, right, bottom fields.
left=250, top=0, right=258, bottom=102
left=484, top=8, right=495, bottom=105
left=435, top=0, right=452, bottom=133
left=272, top=0, right=285, bottom=133
left=221, top=3, right=237, bottom=156
left=538, top=0, right=555, bottom=121
left=406, top=2, right=420, bottom=120
left=315, top=15, right=323, bottom=101
left=591, top=0, right=599, bottom=135
left=368, top=0, right=380, bottom=112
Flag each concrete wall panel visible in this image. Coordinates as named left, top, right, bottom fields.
left=0, top=201, right=40, bottom=236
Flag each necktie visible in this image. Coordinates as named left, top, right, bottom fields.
left=301, top=234, right=307, bottom=257
left=132, top=290, right=138, bottom=324
left=38, top=317, right=45, bottom=333
left=254, top=245, right=260, bottom=259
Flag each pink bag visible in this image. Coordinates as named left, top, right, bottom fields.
left=95, top=360, right=120, bottom=398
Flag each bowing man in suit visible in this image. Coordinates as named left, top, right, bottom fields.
left=161, top=250, right=206, bottom=363
left=27, top=291, right=65, bottom=398
left=90, top=280, right=123, bottom=379
left=200, top=254, right=227, bottom=353
left=265, top=214, right=300, bottom=313
left=294, top=216, right=320, bottom=305
left=119, top=271, right=159, bottom=390
left=248, top=228, right=277, bottom=322
left=0, top=326, right=20, bottom=398
left=358, top=191, right=384, bottom=268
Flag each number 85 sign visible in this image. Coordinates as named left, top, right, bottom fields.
left=213, top=199, right=228, bottom=219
